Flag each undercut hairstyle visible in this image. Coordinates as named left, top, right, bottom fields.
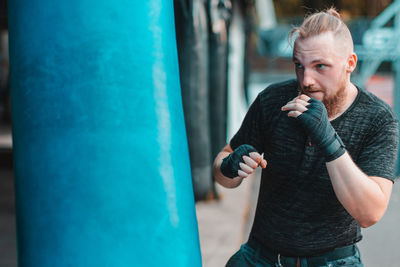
left=289, top=7, right=353, bottom=51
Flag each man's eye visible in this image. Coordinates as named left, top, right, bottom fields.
left=317, top=64, right=325, bottom=69
left=295, top=63, right=304, bottom=69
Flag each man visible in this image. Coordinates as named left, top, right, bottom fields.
left=213, top=8, right=399, bottom=267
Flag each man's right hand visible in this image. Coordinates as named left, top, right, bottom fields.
left=220, top=144, right=267, bottom=179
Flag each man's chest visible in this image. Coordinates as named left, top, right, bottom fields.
left=263, top=112, right=366, bottom=176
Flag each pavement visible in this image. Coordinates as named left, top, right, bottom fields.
left=196, top=170, right=261, bottom=267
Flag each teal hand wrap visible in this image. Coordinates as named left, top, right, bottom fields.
left=298, top=98, right=346, bottom=162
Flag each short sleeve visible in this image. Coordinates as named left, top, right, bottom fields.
left=357, top=117, right=399, bottom=182
left=230, top=95, right=265, bottom=153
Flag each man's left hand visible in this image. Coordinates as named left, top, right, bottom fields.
left=281, top=94, right=346, bottom=162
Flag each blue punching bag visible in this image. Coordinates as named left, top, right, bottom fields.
left=8, top=1, right=202, bottom=266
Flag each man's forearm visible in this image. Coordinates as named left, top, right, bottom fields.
left=213, top=150, right=244, bottom=188
left=326, top=152, right=392, bottom=228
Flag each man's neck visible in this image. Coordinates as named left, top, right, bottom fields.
left=328, top=82, right=358, bottom=121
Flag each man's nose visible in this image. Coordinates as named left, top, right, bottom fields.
left=302, top=69, right=315, bottom=87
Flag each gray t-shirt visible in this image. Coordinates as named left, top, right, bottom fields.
left=230, top=79, right=399, bottom=256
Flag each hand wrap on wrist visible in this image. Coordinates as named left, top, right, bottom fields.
left=298, top=98, right=346, bottom=162
left=220, top=144, right=257, bottom=178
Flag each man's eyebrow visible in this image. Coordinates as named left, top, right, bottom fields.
left=292, top=57, right=331, bottom=64
left=310, top=58, right=329, bottom=64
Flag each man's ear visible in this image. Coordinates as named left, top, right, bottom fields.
left=346, top=53, right=357, bottom=73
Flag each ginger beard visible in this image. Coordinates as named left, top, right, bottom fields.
left=299, top=70, right=348, bottom=118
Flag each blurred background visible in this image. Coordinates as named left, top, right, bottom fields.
left=1, top=0, right=399, bottom=266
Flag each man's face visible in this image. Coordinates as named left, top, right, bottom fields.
left=293, top=32, right=350, bottom=117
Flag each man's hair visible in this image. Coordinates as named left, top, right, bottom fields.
left=289, top=7, right=353, bottom=48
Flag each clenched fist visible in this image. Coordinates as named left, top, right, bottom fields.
left=220, top=144, right=267, bottom=179
left=281, top=95, right=346, bottom=162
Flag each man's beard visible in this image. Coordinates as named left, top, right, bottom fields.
left=322, top=84, right=347, bottom=118
left=300, top=81, right=347, bottom=118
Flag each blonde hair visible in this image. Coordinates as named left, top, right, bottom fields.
left=289, top=7, right=353, bottom=49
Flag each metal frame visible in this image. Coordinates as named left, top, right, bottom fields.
left=355, top=0, right=400, bottom=176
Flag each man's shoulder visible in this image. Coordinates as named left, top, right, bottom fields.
left=356, top=88, right=398, bottom=124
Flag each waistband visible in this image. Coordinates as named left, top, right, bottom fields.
left=247, top=238, right=356, bottom=267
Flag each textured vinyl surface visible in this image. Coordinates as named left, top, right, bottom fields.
left=8, top=1, right=201, bottom=266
